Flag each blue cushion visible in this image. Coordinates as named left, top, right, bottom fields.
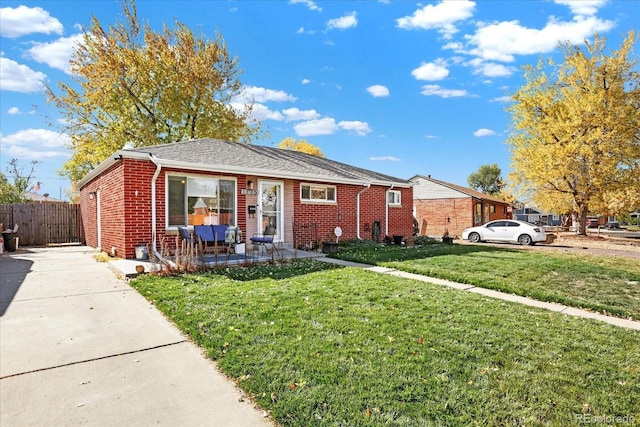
left=177, top=226, right=192, bottom=242
left=250, top=236, right=273, bottom=243
left=194, top=225, right=215, bottom=243
left=212, top=225, right=229, bottom=241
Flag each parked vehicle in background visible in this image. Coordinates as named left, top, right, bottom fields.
left=586, top=218, right=600, bottom=228
left=604, top=221, right=622, bottom=229
left=462, top=220, right=546, bottom=245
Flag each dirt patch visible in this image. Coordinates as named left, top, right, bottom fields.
left=550, top=232, right=640, bottom=253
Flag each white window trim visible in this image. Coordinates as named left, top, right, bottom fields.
left=300, top=183, right=337, bottom=203
left=165, top=172, right=237, bottom=230
left=388, top=190, right=401, bottom=206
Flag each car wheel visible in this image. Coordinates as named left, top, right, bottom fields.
left=468, top=232, right=481, bottom=243
left=518, top=234, right=532, bottom=245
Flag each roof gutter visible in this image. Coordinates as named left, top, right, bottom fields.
left=356, top=183, right=371, bottom=240
left=148, top=153, right=174, bottom=267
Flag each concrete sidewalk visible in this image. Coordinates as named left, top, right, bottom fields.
left=0, top=246, right=272, bottom=427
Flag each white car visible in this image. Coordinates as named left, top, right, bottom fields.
left=462, top=220, right=546, bottom=245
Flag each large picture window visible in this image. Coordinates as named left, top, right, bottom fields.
left=168, top=175, right=235, bottom=227
left=300, top=184, right=336, bottom=203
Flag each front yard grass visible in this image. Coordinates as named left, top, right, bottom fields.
left=131, top=260, right=640, bottom=426
left=332, top=241, right=640, bottom=320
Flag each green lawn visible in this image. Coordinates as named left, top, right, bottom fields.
left=131, top=260, right=640, bottom=426
left=332, top=241, right=640, bottom=320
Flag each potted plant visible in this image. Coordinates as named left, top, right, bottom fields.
left=442, top=229, right=454, bottom=244
left=392, top=235, right=404, bottom=246
left=321, top=232, right=340, bottom=254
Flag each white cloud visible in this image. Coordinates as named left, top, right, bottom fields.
left=370, top=156, right=401, bottom=161
left=466, top=16, right=614, bottom=62
left=420, top=85, right=468, bottom=98
left=289, top=0, right=322, bottom=12
left=301, top=78, right=311, bottom=85
left=555, top=0, right=607, bottom=16
left=7, top=107, right=20, bottom=114
left=0, top=56, right=47, bottom=92
left=294, top=118, right=338, bottom=136
left=26, top=33, right=84, bottom=74
left=326, top=12, right=358, bottom=31
left=468, top=58, right=514, bottom=77
left=338, top=120, right=371, bottom=136
left=474, top=128, right=496, bottom=137
left=249, top=103, right=285, bottom=121
left=0, top=128, right=71, bottom=159
left=297, top=27, right=316, bottom=35
left=396, top=1, right=475, bottom=38
left=238, top=86, right=297, bottom=103
left=282, top=107, right=321, bottom=122
left=490, top=96, right=513, bottom=103
left=411, top=59, right=449, bottom=81
left=366, top=85, right=390, bottom=97
left=0, top=5, right=64, bottom=38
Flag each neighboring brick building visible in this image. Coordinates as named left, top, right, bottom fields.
left=409, top=175, right=511, bottom=238
left=78, top=138, right=414, bottom=259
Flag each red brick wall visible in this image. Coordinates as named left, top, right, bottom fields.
left=293, top=182, right=414, bottom=241
left=414, top=197, right=473, bottom=238
left=414, top=198, right=510, bottom=238
left=80, top=160, right=127, bottom=256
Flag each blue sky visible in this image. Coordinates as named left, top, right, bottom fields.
left=1, top=0, right=638, bottom=200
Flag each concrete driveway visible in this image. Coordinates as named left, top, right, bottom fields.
left=0, top=246, right=272, bottom=426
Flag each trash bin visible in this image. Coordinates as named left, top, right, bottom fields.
left=135, top=245, right=149, bottom=260
left=2, top=233, right=16, bottom=252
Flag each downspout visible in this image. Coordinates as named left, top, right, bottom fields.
left=356, top=183, right=371, bottom=240
left=385, top=184, right=395, bottom=236
left=148, top=153, right=169, bottom=263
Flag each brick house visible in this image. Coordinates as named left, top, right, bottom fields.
left=409, top=175, right=511, bottom=238
left=78, top=138, right=414, bottom=259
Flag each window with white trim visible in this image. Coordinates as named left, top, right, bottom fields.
left=300, top=184, right=336, bottom=202
left=387, top=190, right=401, bottom=206
left=167, top=175, right=235, bottom=227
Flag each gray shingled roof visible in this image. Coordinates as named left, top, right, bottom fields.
left=125, top=138, right=410, bottom=185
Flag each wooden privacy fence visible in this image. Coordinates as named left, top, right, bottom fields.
left=0, top=203, right=84, bottom=247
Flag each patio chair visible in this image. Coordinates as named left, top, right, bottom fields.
left=177, top=226, right=192, bottom=244
left=194, top=225, right=229, bottom=261
left=250, top=226, right=280, bottom=260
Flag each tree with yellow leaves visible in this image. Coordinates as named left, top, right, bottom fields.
left=507, top=32, right=640, bottom=235
left=48, top=0, right=261, bottom=184
left=277, top=137, right=325, bottom=157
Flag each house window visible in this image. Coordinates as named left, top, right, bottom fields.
left=300, top=184, right=336, bottom=203
left=387, top=190, right=401, bottom=206
left=490, top=205, right=496, bottom=213
left=167, top=175, right=235, bottom=227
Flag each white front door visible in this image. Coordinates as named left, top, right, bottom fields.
left=258, top=180, right=284, bottom=241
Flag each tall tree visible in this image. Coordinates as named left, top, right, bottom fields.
left=47, top=0, right=261, bottom=184
left=467, top=164, right=504, bottom=195
left=507, top=32, right=640, bottom=235
left=277, top=137, right=325, bottom=157
left=0, top=159, right=41, bottom=203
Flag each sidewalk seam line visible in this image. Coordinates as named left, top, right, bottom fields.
left=1, top=288, right=134, bottom=304
left=0, top=340, right=187, bottom=380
